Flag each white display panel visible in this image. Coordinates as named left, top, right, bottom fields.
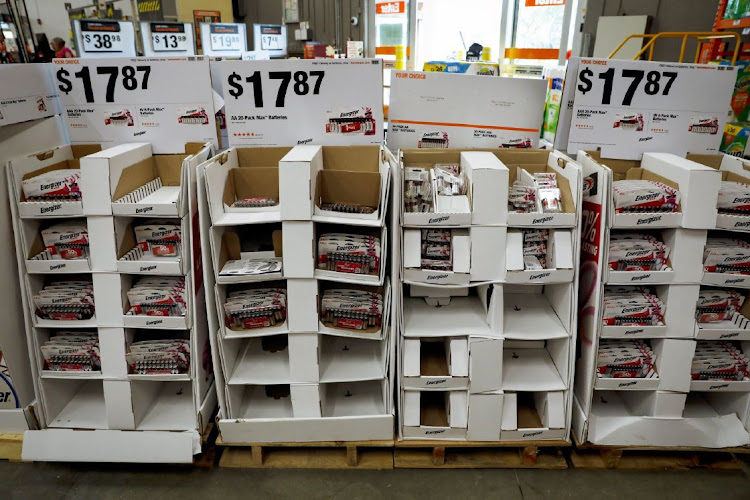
left=140, top=22, right=195, bottom=57
left=0, top=64, right=60, bottom=126
left=221, top=58, right=384, bottom=146
left=53, top=56, right=218, bottom=153
left=73, top=20, right=137, bottom=58
left=200, top=23, right=247, bottom=58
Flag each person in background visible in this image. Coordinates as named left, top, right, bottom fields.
left=0, top=32, right=14, bottom=64
left=33, top=34, right=55, bottom=63
left=51, top=37, right=74, bottom=58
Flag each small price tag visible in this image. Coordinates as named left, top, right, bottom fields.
left=210, top=24, right=243, bottom=51
left=150, top=23, right=190, bottom=52
left=80, top=21, right=124, bottom=53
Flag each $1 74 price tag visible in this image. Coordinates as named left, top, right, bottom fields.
left=577, top=67, right=679, bottom=106
left=226, top=70, right=325, bottom=107
left=56, top=65, right=151, bottom=103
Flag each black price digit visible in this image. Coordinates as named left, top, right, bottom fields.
left=246, top=71, right=263, bottom=107
left=578, top=67, right=679, bottom=106
left=269, top=71, right=292, bottom=107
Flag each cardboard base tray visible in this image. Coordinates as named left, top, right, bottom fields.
left=570, top=431, right=748, bottom=470
left=393, top=439, right=570, bottom=469
left=0, top=434, right=24, bottom=462
left=217, top=436, right=395, bottom=469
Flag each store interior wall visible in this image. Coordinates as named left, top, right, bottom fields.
left=582, top=0, right=721, bottom=62
left=23, top=0, right=135, bottom=47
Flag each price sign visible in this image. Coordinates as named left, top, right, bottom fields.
left=200, top=23, right=247, bottom=56
left=53, top=56, right=217, bottom=153
left=73, top=20, right=136, bottom=58
left=253, top=24, right=287, bottom=57
left=568, top=58, right=738, bottom=159
left=221, top=58, right=383, bottom=146
left=141, top=22, right=195, bottom=56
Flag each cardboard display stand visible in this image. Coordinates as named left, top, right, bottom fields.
left=572, top=151, right=750, bottom=448
left=198, top=145, right=397, bottom=443
left=9, top=140, right=218, bottom=463
left=395, top=148, right=583, bottom=442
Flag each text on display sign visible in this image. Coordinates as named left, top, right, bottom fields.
left=80, top=21, right=124, bottom=53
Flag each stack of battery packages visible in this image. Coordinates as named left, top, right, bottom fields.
left=8, top=141, right=214, bottom=463
left=199, top=144, right=393, bottom=443
left=576, top=151, right=750, bottom=448
left=399, top=148, right=581, bottom=442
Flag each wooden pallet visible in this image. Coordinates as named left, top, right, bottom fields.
left=0, top=434, right=23, bottom=462
left=217, top=436, right=394, bottom=469
left=570, top=432, right=747, bottom=470
left=393, top=440, right=570, bottom=469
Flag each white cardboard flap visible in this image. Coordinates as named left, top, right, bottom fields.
left=467, top=392, right=504, bottom=441
left=469, top=337, right=503, bottom=393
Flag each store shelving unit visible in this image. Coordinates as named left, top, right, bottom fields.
left=11, top=142, right=216, bottom=463
left=395, top=148, right=582, bottom=443
left=197, top=144, right=396, bottom=444
left=573, top=151, right=750, bottom=448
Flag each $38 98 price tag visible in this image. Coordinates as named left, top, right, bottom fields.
left=226, top=70, right=325, bottom=107
left=577, top=67, right=678, bottom=106
left=83, top=32, right=123, bottom=52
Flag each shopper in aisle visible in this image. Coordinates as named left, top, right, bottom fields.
left=51, top=37, right=74, bottom=59
left=33, top=34, right=54, bottom=63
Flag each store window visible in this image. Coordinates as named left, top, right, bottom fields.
left=509, top=0, right=568, bottom=65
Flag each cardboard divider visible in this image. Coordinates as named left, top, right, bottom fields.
left=604, top=228, right=706, bottom=285
left=402, top=336, right=469, bottom=390
left=40, top=378, right=108, bottom=429
left=403, top=286, right=502, bottom=339
left=505, top=229, right=575, bottom=284
left=695, top=288, right=750, bottom=340
left=502, top=339, right=569, bottom=392
left=314, top=222, right=387, bottom=285
left=215, top=280, right=290, bottom=339
left=110, top=152, right=187, bottom=217
left=499, top=391, right=567, bottom=440
left=220, top=334, right=292, bottom=385
left=467, top=391, right=504, bottom=441
left=210, top=223, right=284, bottom=284
left=503, top=284, right=573, bottom=340
left=9, top=144, right=102, bottom=218
left=130, top=380, right=196, bottom=431
left=599, top=284, right=699, bottom=339
left=319, top=335, right=386, bottom=383
left=113, top=215, right=189, bottom=275
left=204, top=147, right=292, bottom=225
left=402, top=389, right=469, bottom=440
left=461, top=152, right=509, bottom=225
left=317, top=280, right=391, bottom=340
left=469, top=337, right=504, bottom=394
left=319, top=379, right=387, bottom=418
left=312, top=146, right=390, bottom=226
left=21, top=217, right=92, bottom=274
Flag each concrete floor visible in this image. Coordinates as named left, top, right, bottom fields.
left=3, top=460, right=750, bottom=500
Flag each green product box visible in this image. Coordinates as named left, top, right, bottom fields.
left=721, top=122, right=750, bottom=158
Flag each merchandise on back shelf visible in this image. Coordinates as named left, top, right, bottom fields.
left=126, top=339, right=190, bottom=375
left=22, top=169, right=81, bottom=202
left=33, top=281, right=94, bottom=321
left=597, top=339, right=656, bottom=379
left=692, top=341, right=749, bottom=381
left=223, top=287, right=287, bottom=331
left=608, top=233, right=670, bottom=272
left=40, top=332, right=100, bottom=372
left=404, top=164, right=466, bottom=213
left=317, top=233, right=381, bottom=275
left=724, top=0, right=750, bottom=20
left=703, top=236, right=750, bottom=275
left=612, top=180, right=680, bottom=214
left=133, top=220, right=182, bottom=258
left=721, top=123, right=750, bottom=159
left=41, top=221, right=89, bottom=260
left=602, top=286, right=664, bottom=327
left=420, top=229, right=452, bottom=271
left=126, top=277, right=187, bottom=317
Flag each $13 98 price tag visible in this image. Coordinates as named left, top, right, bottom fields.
left=226, top=70, right=325, bottom=107
left=577, top=66, right=678, bottom=106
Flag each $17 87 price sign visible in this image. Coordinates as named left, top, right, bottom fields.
left=577, top=66, right=678, bottom=106
left=226, top=70, right=325, bottom=107
left=56, top=65, right=151, bottom=103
